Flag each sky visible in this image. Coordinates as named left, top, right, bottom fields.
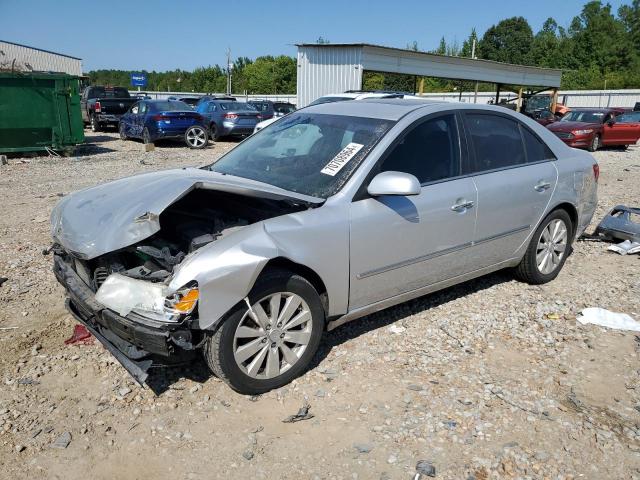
left=0, top=0, right=632, bottom=72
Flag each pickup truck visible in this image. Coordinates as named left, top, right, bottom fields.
left=81, top=86, right=138, bottom=132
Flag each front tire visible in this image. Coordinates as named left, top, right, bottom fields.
left=514, top=209, right=572, bottom=284
left=203, top=269, right=324, bottom=394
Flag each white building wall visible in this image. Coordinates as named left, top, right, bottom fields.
left=0, top=41, right=82, bottom=75
left=296, top=46, right=363, bottom=107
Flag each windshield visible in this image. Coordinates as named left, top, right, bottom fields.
left=309, top=96, right=354, bottom=106
left=150, top=101, right=191, bottom=111
left=561, top=111, right=606, bottom=123
left=208, top=112, right=394, bottom=198
left=219, top=101, right=256, bottom=111
left=250, top=102, right=271, bottom=112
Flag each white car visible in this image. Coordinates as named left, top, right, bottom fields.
left=253, top=91, right=423, bottom=134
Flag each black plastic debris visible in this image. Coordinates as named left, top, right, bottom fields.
left=594, top=205, right=640, bottom=242
left=415, top=460, right=437, bottom=477
left=282, top=403, right=314, bottom=423
left=0, top=277, right=7, bottom=287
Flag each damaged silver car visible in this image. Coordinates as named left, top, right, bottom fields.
left=51, top=99, right=598, bottom=394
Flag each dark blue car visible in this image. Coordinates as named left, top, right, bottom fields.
left=195, top=100, right=262, bottom=140
left=119, top=100, right=209, bottom=148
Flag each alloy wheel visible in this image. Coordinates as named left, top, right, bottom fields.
left=233, top=292, right=313, bottom=379
left=186, top=126, right=207, bottom=148
left=536, top=218, right=568, bottom=275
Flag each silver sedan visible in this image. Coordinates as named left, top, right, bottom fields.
left=51, top=99, right=598, bottom=394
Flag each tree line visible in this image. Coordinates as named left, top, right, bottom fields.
left=88, top=1, right=640, bottom=93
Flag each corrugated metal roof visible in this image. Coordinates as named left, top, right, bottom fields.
left=296, top=43, right=563, bottom=106
left=0, top=40, right=81, bottom=60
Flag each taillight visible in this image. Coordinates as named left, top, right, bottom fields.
left=592, top=163, right=600, bottom=182
left=94, top=101, right=101, bottom=113
left=224, top=113, right=238, bottom=119
left=153, top=114, right=169, bottom=121
left=256, top=114, right=263, bottom=120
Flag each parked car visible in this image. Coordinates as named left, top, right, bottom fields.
left=196, top=99, right=261, bottom=140
left=248, top=100, right=297, bottom=121
left=81, top=86, right=138, bottom=132
left=194, top=95, right=236, bottom=108
left=530, top=109, right=558, bottom=126
left=252, top=103, right=297, bottom=133
left=118, top=100, right=208, bottom=148
left=546, top=107, right=640, bottom=151
left=167, top=96, right=201, bottom=108
left=51, top=99, right=598, bottom=394
left=308, top=90, right=418, bottom=106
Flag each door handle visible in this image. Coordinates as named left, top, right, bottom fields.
left=451, top=200, right=474, bottom=212
left=534, top=181, right=551, bottom=192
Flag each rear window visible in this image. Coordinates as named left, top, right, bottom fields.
left=88, top=87, right=130, bottom=99
left=521, top=127, right=555, bottom=162
left=465, top=114, right=526, bottom=172
left=149, top=101, right=191, bottom=111
left=219, top=102, right=256, bottom=111
left=274, top=103, right=296, bottom=114
left=250, top=102, right=271, bottom=112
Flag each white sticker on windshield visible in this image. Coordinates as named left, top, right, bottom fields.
left=320, top=143, right=364, bottom=176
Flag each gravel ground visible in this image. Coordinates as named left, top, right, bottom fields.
left=0, top=131, right=639, bottom=480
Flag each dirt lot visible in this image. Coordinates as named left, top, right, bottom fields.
left=0, top=131, right=639, bottom=480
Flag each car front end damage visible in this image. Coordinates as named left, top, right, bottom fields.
left=49, top=168, right=322, bottom=385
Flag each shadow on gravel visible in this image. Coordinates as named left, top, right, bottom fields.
left=142, top=270, right=513, bottom=395
left=73, top=145, right=117, bottom=156
left=311, top=270, right=514, bottom=370
left=83, top=134, right=118, bottom=143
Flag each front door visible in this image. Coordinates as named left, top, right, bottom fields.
left=462, top=112, right=558, bottom=267
left=349, top=113, right=477, bottom=309
left=602, top=113, right=640, bottom=145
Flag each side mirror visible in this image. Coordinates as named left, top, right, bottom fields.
left=367, top=171, right=421, bottom=197
left=607, top=119, right=616, bottom=127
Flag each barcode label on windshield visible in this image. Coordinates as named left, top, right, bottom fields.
left=320, top=143, right=364, bottom=176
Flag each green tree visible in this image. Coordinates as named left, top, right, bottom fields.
left=478, top=16, right=534, bottom=64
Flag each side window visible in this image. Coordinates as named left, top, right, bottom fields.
left=208, top=103, right=217, bottom=113
left=521, top=127, right=556, bottom=163
left=380, top=114, right=460, bottom=184
left=465, top=114, right=525, bottom=172
left=130, top=103, right=139, bottom=115
left=139, top=103, right=148, bottom=115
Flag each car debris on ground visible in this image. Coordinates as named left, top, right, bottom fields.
left=577, top=307, right=640, bottom=332
left=282, top=402, right=314, bottom=423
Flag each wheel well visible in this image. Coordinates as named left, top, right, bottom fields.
left=551, top=203, right=578, bottom=237
left=261, top=257, right=329, bottom=316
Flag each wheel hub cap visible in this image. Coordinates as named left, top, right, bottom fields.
left=536, top=218, right=568, bottom=275
left=233, top=292, right=312, bottom=379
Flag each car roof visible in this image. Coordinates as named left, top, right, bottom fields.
left=569, top=107, right=623, bottom=112
left=302, top=98, right=453, bottom=120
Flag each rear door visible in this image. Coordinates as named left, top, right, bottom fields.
left=349, top=112, right=477, bottom=309
left=462, top=112, right=558, bottom=267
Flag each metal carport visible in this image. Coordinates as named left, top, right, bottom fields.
left=296, top=43, right=562, bottom=109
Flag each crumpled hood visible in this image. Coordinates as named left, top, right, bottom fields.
left=51, top=167, right=322, bottom=259
left=547, top=121, right=600, bottom=132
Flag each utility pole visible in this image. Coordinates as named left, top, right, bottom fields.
left=226, top=48, right=232, bottom=95
left=472, top=39, right=479, bottom=104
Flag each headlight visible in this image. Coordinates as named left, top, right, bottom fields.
left=96, top=274, right=198, bottom=323
left=572, top=129, right=593, bottom=136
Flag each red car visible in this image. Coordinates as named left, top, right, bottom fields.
left=547, top=108, right=640, bottom=151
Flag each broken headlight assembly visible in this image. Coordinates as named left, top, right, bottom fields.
left=95, top=274, right=199, bottom=323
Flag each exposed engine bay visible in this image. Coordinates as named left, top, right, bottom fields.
left=71, top=189, right=308, bottom=292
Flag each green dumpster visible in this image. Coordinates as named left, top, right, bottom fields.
left=0, top=72, right=84, bottom=154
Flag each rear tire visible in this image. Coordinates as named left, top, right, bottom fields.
left=142, top=128, right=153, bottom=145
left=209, top=123, right=219, bottom=141
left=203, top=269, right=324, bottom=394
left=588, top=134, right=600, bottom=152
left=185, top=126, right=208, bottom=149
left=514, top=209, right=573, bottom=284
left=90, top=115, right=101, bottom=133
